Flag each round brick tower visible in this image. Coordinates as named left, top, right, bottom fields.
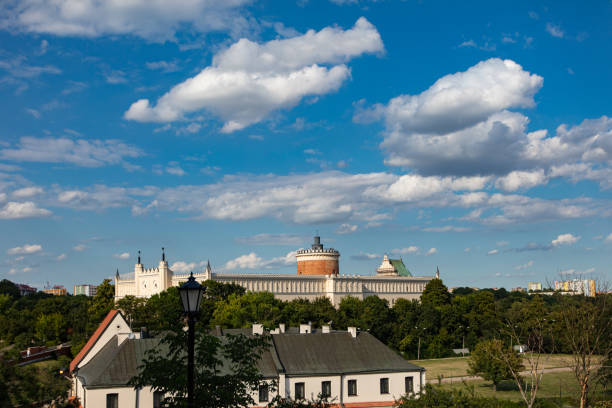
left=296, top=236, right=340, bottom=275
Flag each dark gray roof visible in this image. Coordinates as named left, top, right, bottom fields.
left=77, top=329, right=423, bottom=388
left=77, top=337, right=163, bottom=388
left=77, top=333, right=279, bottom=388
left=271, top=331, right=423, bottom=376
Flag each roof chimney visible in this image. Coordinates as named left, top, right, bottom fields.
left=348, top=327, right=357, bottom=338
left=299, top=322, right=312, bottom=334
left=279, top=323, right=286, bottom=333
left=252, top=323, right=264, bottom=336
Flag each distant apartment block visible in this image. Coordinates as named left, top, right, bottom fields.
left=43, top=285, right=67, bottom=296
left=528, top=282, right=542, bottom=292
left=554, top=279, right=596, bottom=297
left=16, top=283, right=37, bottom=296
left=73, top=284, right=98, bottom=297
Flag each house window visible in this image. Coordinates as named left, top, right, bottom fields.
left=321, top=381, right=331, bottom=398
left=106, top=393, right=118, bottom=408
left=380, top=378, right=389, bottom=394
left=259, top=383, right=269, bottom=403
left=153, top=391, right=164, bottom=408
left=347, top=379, right=357, bottom=396
left=405, top=376, right=414, bottom=394
left=295, top=382, right=305, bottom=400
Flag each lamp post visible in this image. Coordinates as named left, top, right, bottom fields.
left=179, top=272, right=204, bottom=408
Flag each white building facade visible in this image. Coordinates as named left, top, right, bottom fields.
left=115, top=253, right=433, bottom=307
left=71, top=311, right=425, bottom=408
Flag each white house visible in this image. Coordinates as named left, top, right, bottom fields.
left=70, top=311, right=425, bottom=408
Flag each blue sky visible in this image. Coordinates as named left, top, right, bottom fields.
left=1, top=0, right=611, bottom=291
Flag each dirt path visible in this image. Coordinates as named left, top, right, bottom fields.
left=439, top=366, right=573, bottom=383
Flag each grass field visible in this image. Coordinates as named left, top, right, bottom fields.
left=432, top=370, right=612, bottom=406
left=408, top=354, right=576, bottom=379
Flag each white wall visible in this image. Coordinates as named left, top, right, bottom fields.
left=285, top=375, right=341, bottom=401
left=283, top=371, right=423, bottom=406
left=77, top=314, right=130, bottom=369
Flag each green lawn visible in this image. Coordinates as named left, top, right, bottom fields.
left=432, top=371, right=612, bottom=406
left=408, top=354, right=575, bottom=379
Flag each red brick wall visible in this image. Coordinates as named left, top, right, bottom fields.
left=297, top=259, right=339, bottom=275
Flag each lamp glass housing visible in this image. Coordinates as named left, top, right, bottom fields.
left=179, top=273, right=204, bottom=314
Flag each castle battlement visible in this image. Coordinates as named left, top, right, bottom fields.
left=296, top=248, right=339, bottom=255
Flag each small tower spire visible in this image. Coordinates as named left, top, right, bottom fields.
left=435, top=266, right=440, bottom=279
left=115, top=268, right=119, bottom=279
left=162, top=247, right=165, bottom=262
left=137, top=250, right=141, bottom=264
left=206, top=260, right=211, bottom=273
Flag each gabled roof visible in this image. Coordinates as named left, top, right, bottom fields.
left=70, top=309, right=122, bottom=373
left=77, top=328, right=280, bottom=387
left=390, top=259, right=411, bottom=276
left=76, top=327, right=424, bottom=388
left=271, top=331, right=422, bottom=375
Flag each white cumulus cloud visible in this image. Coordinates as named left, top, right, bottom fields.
left=11, top=186, right=43, bottom=198
left=0, top=137, right=142, bottom=167
left=552, top=233, right=580, bottom=246
left=392, top=246, right=419, bottom=255
left=336, top=223, right=358, bottom=234
left=7, top=244, right=42, bottom=255
left=171, top=260, right=207, bottom=273
left=125, top=18, right=383, bottom=132
left=114, top=252, right=130, bottom=260
left=495, top=169, right=548, bottom=192
left=426, top=248, right=437, bottom=256
left=1, top=0, right=252, bottom=41
left=0, top=201, right=51, bottom=219
left=223, top=251, right=297, bottom=271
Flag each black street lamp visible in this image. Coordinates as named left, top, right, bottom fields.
left=179, top=272, right=204, bottom=408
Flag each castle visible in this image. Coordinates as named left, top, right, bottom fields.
left=115, top=237, right=434, bottom=307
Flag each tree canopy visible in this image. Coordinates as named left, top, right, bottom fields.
left=468, top=339, right=524, bottom=391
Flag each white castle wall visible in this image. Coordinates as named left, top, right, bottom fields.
left=115, top=260, right=432, bottom=307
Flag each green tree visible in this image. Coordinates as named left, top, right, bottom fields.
left=116, top=295, right=147, bottom=329
left=420, top=278, right=451, bottom=309
left=86, top=279, right=115, bottom=333
left=129, top=329, right=269, bottom=408
left=0, top=279, right=20, bottom=300
left=468, top=339, right=523, bottom=391
left=336, top=296, right=363, bottom=329
left=394, top=384, right=525, bottom=408
left=211, top=292, right=282, bottom=328
left=145, top=286, right=184, bottom=333
left=35, top=313, right=66, bottom=344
